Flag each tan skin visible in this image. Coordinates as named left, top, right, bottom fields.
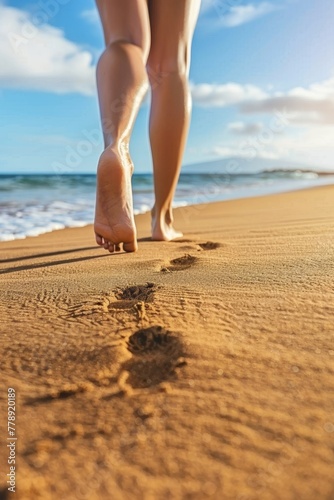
left=94, top=0, right=201, bottom=253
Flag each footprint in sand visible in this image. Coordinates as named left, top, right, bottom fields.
left=161, top=254, right=198, bottom=273
left=68, top=283, right=157, bottom=316
left=198, top=241, right=222, bottom=250
left=111, top=283, right=156, bottom=309
left=123, top=326, right=185, bottom=388
left=174, top=240, right=223, bottom=252
left=127, top=325, right=177, bottom=354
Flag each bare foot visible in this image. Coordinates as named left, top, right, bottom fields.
left=94, top=147, right=137, bottom=253
left=151, top=206, right=183, bottom=241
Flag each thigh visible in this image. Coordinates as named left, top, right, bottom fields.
left=96, top=0, right=151, bottom=58
left=147, top=0, right=201, bottom=74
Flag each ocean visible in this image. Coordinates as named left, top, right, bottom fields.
left=1, top=167, right=334, bottom=241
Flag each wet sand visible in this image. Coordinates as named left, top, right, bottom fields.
left=1, top=185, right=334, bottom=500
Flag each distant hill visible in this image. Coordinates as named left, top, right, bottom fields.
left=182, top=157, right=334, bottom=175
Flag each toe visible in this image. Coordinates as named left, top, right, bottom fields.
left=95, top=234, right=103, bottom=246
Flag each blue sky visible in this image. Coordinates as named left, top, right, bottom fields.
left=1, top=0, right=334, bottom=173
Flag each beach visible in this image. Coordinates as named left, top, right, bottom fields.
left=1, top=185, right=334, bottom=499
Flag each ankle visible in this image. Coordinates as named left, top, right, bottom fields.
left=151, top=205, right=173, bottom=225
left=105, top=138, right=129, bottom=156
left=100, top=142, right=134, bottom=174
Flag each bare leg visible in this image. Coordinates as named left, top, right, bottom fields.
left=94, top=0, right=150, bottom=252
left=147, top=0, right=201, bottom=241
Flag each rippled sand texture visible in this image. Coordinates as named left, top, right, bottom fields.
left=1, top=185, right=334, bottom=500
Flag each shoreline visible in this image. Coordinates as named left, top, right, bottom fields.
left=2, top=171, right=334, bottom=242
left=1, top=185, right=334, bottom=499
left=1, top=181, right=334, bottom=245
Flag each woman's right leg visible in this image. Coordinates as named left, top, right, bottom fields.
left=147, top=0, right=201, bottom=241
left=94, top=0, right=150, bottom=252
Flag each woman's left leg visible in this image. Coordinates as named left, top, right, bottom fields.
left=94, top=0, right=150, bottom=253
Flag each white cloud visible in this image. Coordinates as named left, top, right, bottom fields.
left=191, top=75, right=334, bottom=127
left=211, top=120, right=334, bottom=169
left=190, top=82, right=267, bottom=107
left=240, top=76, right=334, bottom=124
left=211, top=146, right=240, bottom=158
left=212, top=144, right=280, bottom=160
left=0, top=5, right=95, bottom=95
left=272, top=125, right=334, bottom=167
left=200, top=1, right=280, bottom=28
left=219, top=2, right=278, bottom=28
left=205, top=75, right=334, bottom=169
left=276, top=127, right=334, bottom=168
left=228, top=121, right=263, bottom=135
left=190, top=76, right=334, bottom=168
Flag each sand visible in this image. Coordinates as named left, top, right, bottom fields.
left=1, top=185, right=334, bottom=500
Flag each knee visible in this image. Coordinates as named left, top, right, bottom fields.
left=146, top=42, right=190, bottom=85
left=99, top=38, right=149, bottom=65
